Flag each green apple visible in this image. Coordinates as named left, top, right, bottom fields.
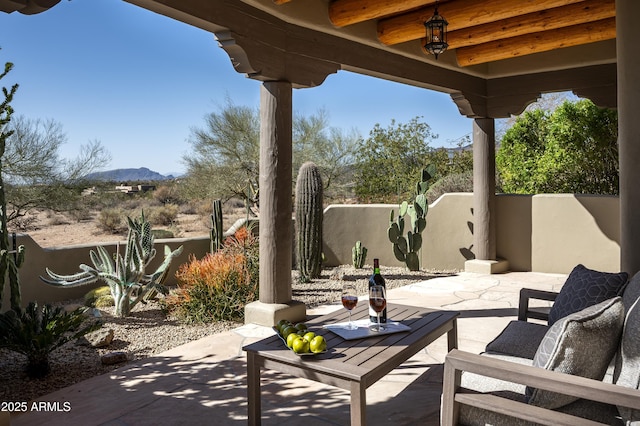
left=292, top=337, right=310, bottom=354
left=310, top=336, right=327, bottom=353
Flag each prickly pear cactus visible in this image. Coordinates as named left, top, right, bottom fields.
left=210, top=199, right=223, bottom=253
left=295, top=162, right=323, bottom=282
left=388, top=165, right=435, bottom=271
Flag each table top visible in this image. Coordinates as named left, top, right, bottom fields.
left=243, top=303, right=459, bottom=387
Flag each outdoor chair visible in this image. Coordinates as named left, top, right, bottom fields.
left=441, top=264, right=640, bottom=425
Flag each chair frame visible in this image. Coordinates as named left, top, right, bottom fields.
left=442, top=349, right=640, bottom=426
left=442, top=288, right=640, bottom=425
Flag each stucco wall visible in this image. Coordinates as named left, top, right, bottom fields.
left=323, top=194, right=476, bottom=271
left=2, top=193, right=622, bottom=309
left=323, top=193, right=621, bottom=274
left=1, top=235, right=209, bottom=311
left=531, top=194, right=620, bottom=273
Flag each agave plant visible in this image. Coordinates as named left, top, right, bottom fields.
left=0, top=302, right=101, bottom=378
left=42, top=212, right=183, bottom=317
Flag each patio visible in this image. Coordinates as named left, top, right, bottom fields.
left=8, top=271, right=566, bottom=425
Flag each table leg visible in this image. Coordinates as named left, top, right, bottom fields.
left=350, top=381, right=366, bottom=426
left=247, top=352, right=261, bottom=426
left=447, top=318, right=458, bottom=351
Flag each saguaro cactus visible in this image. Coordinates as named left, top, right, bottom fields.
left=388, top=165, right=434, bottom=271
left=295, top=162, right=323, bottom=282
left=210, top=199, right=223, bottom=253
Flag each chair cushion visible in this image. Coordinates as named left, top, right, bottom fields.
left=614, top=297, right=640, bottom=424
left=527, top=297, right=624, bottom=409
left=621, top=271, right=640, bottom=313
left=548, top=264, right=628, bottom=325
left=485, top=320, right=548, bottom=360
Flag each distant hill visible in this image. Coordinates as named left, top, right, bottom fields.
left=85, top=167, right=175, bottom=182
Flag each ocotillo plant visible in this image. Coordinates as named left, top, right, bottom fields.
left=210, top=199, right=223, bottom=253
left=387, top=165, right=435, bottom=271
left=0, top=60, right=24, bottom=311
left=352, top=241, right=367, bottom=269
left=295, top=162, right=323, bottom=282
left=42, top=211, right=183, bottom=317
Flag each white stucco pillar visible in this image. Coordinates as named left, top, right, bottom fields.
left=244, top=81, right=306, bottom=326
left=465, top=118, right=508, bottom=274
left=617, top=0, right=640, bottom=275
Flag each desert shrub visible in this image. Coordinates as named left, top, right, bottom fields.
left=12, top=214, right=38, bottom=231
left=179, top=201, right=198, bottom=215
left=224, top=197, right=245, bottom=211
left=84, top=286, right=114, bottom=308
left=47, top=212, right=69, bottom=226
left=148, top=204, right=179, bottom=226
left=153, top=184, right=184, bottom=205
left=152, top=229, right=174, bottom=239
left=166, top=227, right=259, bottom=323
left=98, top=208, right=124, bottom=233
left=66, top=207, right=93, bottom=223
left=426, top=171, right=474, bottom=202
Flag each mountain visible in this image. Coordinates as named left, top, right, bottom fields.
left=84, top=167, right=175, bottom=182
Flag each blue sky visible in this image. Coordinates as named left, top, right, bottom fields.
left=0, top=0, right=473, bottom=175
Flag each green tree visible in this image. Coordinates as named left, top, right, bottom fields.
left=497, top=99, right=618, bottom=195
left=4, top=115, right=111, bottom=222
left=182, top=100, right=358, bottom=205
left=353, top=117, right=438, bottom=202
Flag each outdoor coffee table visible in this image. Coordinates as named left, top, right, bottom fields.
left=243, top=303, right=459, bottom=425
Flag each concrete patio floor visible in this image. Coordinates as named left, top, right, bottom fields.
left=8, top=271, right=567, bottom=426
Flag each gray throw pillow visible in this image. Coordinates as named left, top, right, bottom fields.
left=548, top=264, right=628, bottom=325
left=614, top=297, right=640, bottom=424
left=527, top=297, right=624, bottom=409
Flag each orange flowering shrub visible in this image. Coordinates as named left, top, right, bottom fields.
left=165, top=227, right=259, bottom=323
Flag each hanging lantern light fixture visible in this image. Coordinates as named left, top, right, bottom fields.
left=423, top=1, right=448, bottom=59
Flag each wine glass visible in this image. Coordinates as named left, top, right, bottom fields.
left=369, top=285, right=387, bottom=332
left=341, top=283, right=359, bottom=330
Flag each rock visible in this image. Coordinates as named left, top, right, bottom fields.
left=329, top=267, right=345, bottom=281
left=83, top=328, right=114, bottom=348
left=101, top=351, right=128, bottom=365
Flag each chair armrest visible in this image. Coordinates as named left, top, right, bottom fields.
left=442, top=349, right=640, bottom=426
left=518, top=288, right=559, bottom=321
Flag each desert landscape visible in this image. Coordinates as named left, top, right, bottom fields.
left=8, top=208, right=215, bottom=248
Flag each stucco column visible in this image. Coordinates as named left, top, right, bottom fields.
left=465, top=118, right=508, bottom=274
left=618, top=0, right=640, bottom=275
left=244, top=81, right=305, bottom=326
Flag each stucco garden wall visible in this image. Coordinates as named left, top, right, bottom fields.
left=0, top=236, right=208, bottom=311
left=2, top=193, right=621, bottom=309
left=324, top=193, right=621, bottom=274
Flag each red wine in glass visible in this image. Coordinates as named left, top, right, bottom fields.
left=370, top=297, right=386, bottom=313
left=369, top=285, right=387, bottom=332
left=341, top=283, right=358, bottom=330
left=342, top=296, right=358, bottom=310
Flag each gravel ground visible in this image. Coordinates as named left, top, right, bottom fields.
left=0, top=265, right=453, bottom=403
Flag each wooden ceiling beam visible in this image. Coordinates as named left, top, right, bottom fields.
left=328, top=0, right=432, bottom=28
left=445, top=0, right=614, bottom=50
left=378, top=0, right=587, bottom=46
left=455, top=18, right=616, bottom=66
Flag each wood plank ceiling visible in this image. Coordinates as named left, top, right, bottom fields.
left=274, top=0, right=616, bottom=67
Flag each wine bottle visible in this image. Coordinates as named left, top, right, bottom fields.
left=368, top=258, right=387, bottom=323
